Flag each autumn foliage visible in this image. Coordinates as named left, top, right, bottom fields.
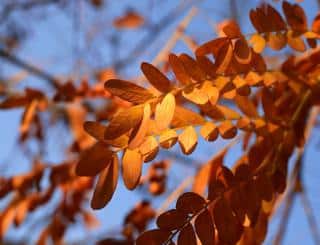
left=1, top=1, right=320, bottom=244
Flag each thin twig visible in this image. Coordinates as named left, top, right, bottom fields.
left=112, top=0, right=202, bottom=71
left=152, top=7, right=198, bottom=66
left=300, top=189, right=320, bottom=244
left=0, top=48, right=59, bottom=88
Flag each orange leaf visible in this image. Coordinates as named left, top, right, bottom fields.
left=104, top=105, right=143, bottom=140
left=178, top=126, right=198, bottom=155
left=139, top=136, right=159, bottom=162
left=104, top=79, right=154, bottom=104
left=235, top=95, right=259, bottom=118
left=268, top=32, right=287, bottom=51
left=234, top=39, right=252, bottom=64
left=171, top=106, right=205, bottom=128
left=113, top=11, right=144, bottom=29
left=0, top=207, right=15, bottom=239
left=122, top=149, right=143, bottom=190
left=218, top=121, right=237, bottom=139
left=287, top=31, right=306, bottom=52
left=141, top=62, right=172, bottom=93
left=169, top=53, right=191, bottom=85
left=201, top=81, right=219, bottom=105
left=182, top=86, right=208, bottom=105
left=14, top=199, right=29, bottom=226
left=232, top=76, right=251, bottom=96
left=155, top=93, right=175, bottom=131
left=178, top=54, right=207, bottom=82
left=76, top=142, right=113, bottom=176
left=193, top=148, right=228, bottom=196
left=129, top=103, right=151, bottom=149
left=196, top=37, right=229, bottom=57
left=0, top=96, right=29, bottom=109
left=215, top=42, right=233, bottom=74
left=84, top=121, right=106, bottom=141
left=221, top=19, right=242, bottom=38
left=159, top=129, right=178, bottom=149
left=200, top=122, right=219, bottom=142
left=249, top=34, right=266, bottom=54
left=20, top=100, right=38, bottom=135
left=312, top=13, right=320, bottom=34
left=91, top=154, right=119, bottom=209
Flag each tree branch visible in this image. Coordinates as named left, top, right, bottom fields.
left=0, top=48, right=59, bottom=88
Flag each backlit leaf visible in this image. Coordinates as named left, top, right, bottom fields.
left=179, top=54, right=207, bottom=82
left=104, top=79, right=154, bottom=104
left=129, top=103, right=151, bottom=149
left=171, top=106, right=205, bottom=128
left=84, top=121, right=106, bottom=141
left=76, top=142, right=113, bottom=176
left=104, top=105, right=144, bottom=140
left=122, top=149, right=143, bottom=190
left=159, top=129, right=178, bottom=149
left=195, top=37, right=229, bottom=57
left=234, top=39, right=252, bottom=64
left=139, top=136, right=159, bottom=162
left=91, top=154, right=119, bottom=209
left=218, top=121, right=237, bottom=139
left=178, top=126, right=198, bottom=155
left=268, top=32, right=287, bottom=51
left=113, top=11, right=144, bottom=29
left=155, top=93, right=175, bottom=131
left=200, top=122, right=219, bottom=142
left=235, top=95, right=259, bottom=118
left=169, top=53, right=191, bottom=85
left=222, top=19, right=242, bottom=38
left=141, top=62, right=172, bottom=93
left=249, top=34, right=266, bottom=54
left=287, top=30, right=306, bottom=52
left=182, top=87, right=208, bottom=105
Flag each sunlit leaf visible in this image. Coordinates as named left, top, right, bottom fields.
left=104, top=105, right=144, bottom=140
left=91, top=154, right=119, bottom=209
left=141, top=63, right=172, bottom=93
left=113, top=11, right=144, bottom=29
left=178, top=126, right=198, bottom=155
left=76, top=142, right=113, bottom=176
left=249, top=34, right=266, bottom=54
left=155, top=93, right=175, bottom=131
left=104, top=79, right=154, bottom=104
left=122, top=149, right=143, bottom=190
left=129, top=103, right=151, bottom=149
